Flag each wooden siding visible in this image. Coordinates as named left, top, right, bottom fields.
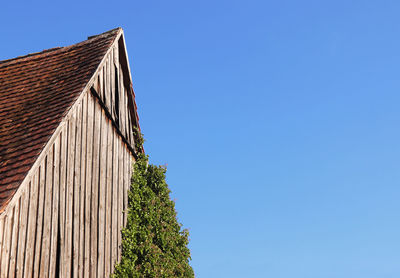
left=0, top=38, right=136, bottom=276
left=92, top=45, right=136, bottom=149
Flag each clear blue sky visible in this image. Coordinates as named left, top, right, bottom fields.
left=2, top=1, right=400, bottom=277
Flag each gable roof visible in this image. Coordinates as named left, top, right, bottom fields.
left=0, top=28, right=130, bottom=209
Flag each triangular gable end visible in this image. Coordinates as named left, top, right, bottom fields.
left=0, top=28, right=140, bottom=214
left=0, top=28, right=140, bottom=277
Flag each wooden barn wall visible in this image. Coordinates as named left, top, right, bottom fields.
left=0, top=89, right=134, bottom=277
left=92, top=44, right=135, bottom=150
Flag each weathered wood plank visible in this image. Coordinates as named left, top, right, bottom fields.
left=49, top=136, right=60, bottom=277
left=114, top=46, right=120, bottom=128
left=84, top=93, right=94, bottom=277
left=105, top=114, right=113, bottom=276
left=111, top=128, right=119, bottom=268
left=73, top=102, right=82, bottom=278
left=121, top=74, right=127, bottom=139
left=90, top=99, right=101, bottom=276
left=65, top=110, right=76, bottom=277
left=8, top=198, right=20, bottom=278
left=118, top=140, right=124, bottom=260
left=0, top=216, right=4, bottom=274
left=110, top=49, right=115, bottom=117
left=93, top=70, right=99, bottom=93
left=16, top=187, right=29, bottom=278
left=78, top=92, right=88, bottom=278
left=97, top=110, right=108, bottom=277
left=39, top=146, right=54, bottom=278
left=99, top=67, right=104, bottom=103
left=123, top=146, right=127, bottom=227
left=1, top=211, right=12, bottom=278
left=118, top=64, right=124, bottom=136
left=124, top=91, right=129, bottom=144
left=102, top=63, right=107, bottom=106
left=126, top=109, right=131, bottom=146
left=32, top=161, right=46, bottom=278
left=105, top=57, right=110, bottom=112
left=23, top=173, right=38, bottom=277
left=58, top=124, right=68, bottom=278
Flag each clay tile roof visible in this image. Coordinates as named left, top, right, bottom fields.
left=0, top=27, right=121, bottom=209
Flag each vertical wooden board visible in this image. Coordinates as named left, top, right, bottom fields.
left=1, top=211, right=12, bottom=278
left=119, top=64, right=125, bottom=138
left=84, top=93, right=94, bottom=277
left=117, top=64, right=122, bottom=131
left=58, top=125, right=68, bottom=278
left=97, top=110, right=108, bottom=277
left=105, top=58, right=110, bottom=112
left=90, top=100, right=101, bottom=276
left=103, top=63, right=107, bottom=106
left=73, top=102, right=82, bottom=278
left=33, top=161, right=46, bottom=278
left=129, top=112, right=134, bottom=147
left=127, top=111, right=132, bottom=147
left=125, top=89, right=129, bottom=140
left=114, top=44, right=119, bottom=70
left=113, top=47, right=119, bottom=124
left=110, top=50, right=115, bottom=117
left=98, top=67, right=103, bottom=102
left=8, top=198, right=20, bottom=278
left=78, top=93, right=88, bottom=278
left=15, top=186, right=28, bottom=278
left=49, top=136, right=60, bottom=278
left=0, top=216, right=4, bottom=275
left=39, top=146, right=54, bottom=278
left=123, top=147, right=127, bottom=227
left=0, top=215, right=4, bottom=275
left=105, top=116, right=113, bottom=276
left=23, top=173, right=38, bottom=277
left=121, top=83, right=127, bottom=139
left=118, top=140, right=124, bottom=260
left=125, top=92, right=129, bottom=142
left=93, top=72, right=99, bottom=93
left=111, top=129, right=119, bottom=268
left=65, top=111, right=76, bottom=278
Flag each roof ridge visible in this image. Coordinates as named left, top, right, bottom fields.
left=87, top=27, right=122, bottom=40
left=0, top=27, right=121, bottom=69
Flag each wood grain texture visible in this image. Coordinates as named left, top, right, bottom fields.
left=105, top=114, right=113, bottom=276
left=33, top=161, right=46, bottom=278
left=65, top=109, right=76, bottom=278
left=97, top=110, right=108, bottom=277
left=73, top=102, right=82, bottom=278
left=39, top=145, right=54, bottom=278
left=15, top=186, right=29, bottom=278
left=0, top=36, right=137, bottom=277
left=1, top=212, right=11, bottom=278
left=111, top=128, right=119, bottom=269
left=78, top=93, right=87, bottom=278
left=48, top=136, right=60, bottom=277
left=8, top=198, right=20, bottom=278
left=23, top=173, right=38, bottom=277
left=84, top=93, right=94, bottom=277
left=58, top=125, right=68, bottom=278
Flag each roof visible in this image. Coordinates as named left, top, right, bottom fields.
left=0, top=28, right=121, bottom=209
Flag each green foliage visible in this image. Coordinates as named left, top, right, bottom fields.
left=112, top=151, right=194, bottom=278
left=132, top=127, right=145, bottom=154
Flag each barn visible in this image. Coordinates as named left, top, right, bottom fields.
left=0, top=28, right=140, bottom=277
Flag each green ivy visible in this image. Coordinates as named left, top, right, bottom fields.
left=112, top=141, right=194, bottom=277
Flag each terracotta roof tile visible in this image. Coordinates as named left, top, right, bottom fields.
left=0, top=28, right=121, bottom=209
